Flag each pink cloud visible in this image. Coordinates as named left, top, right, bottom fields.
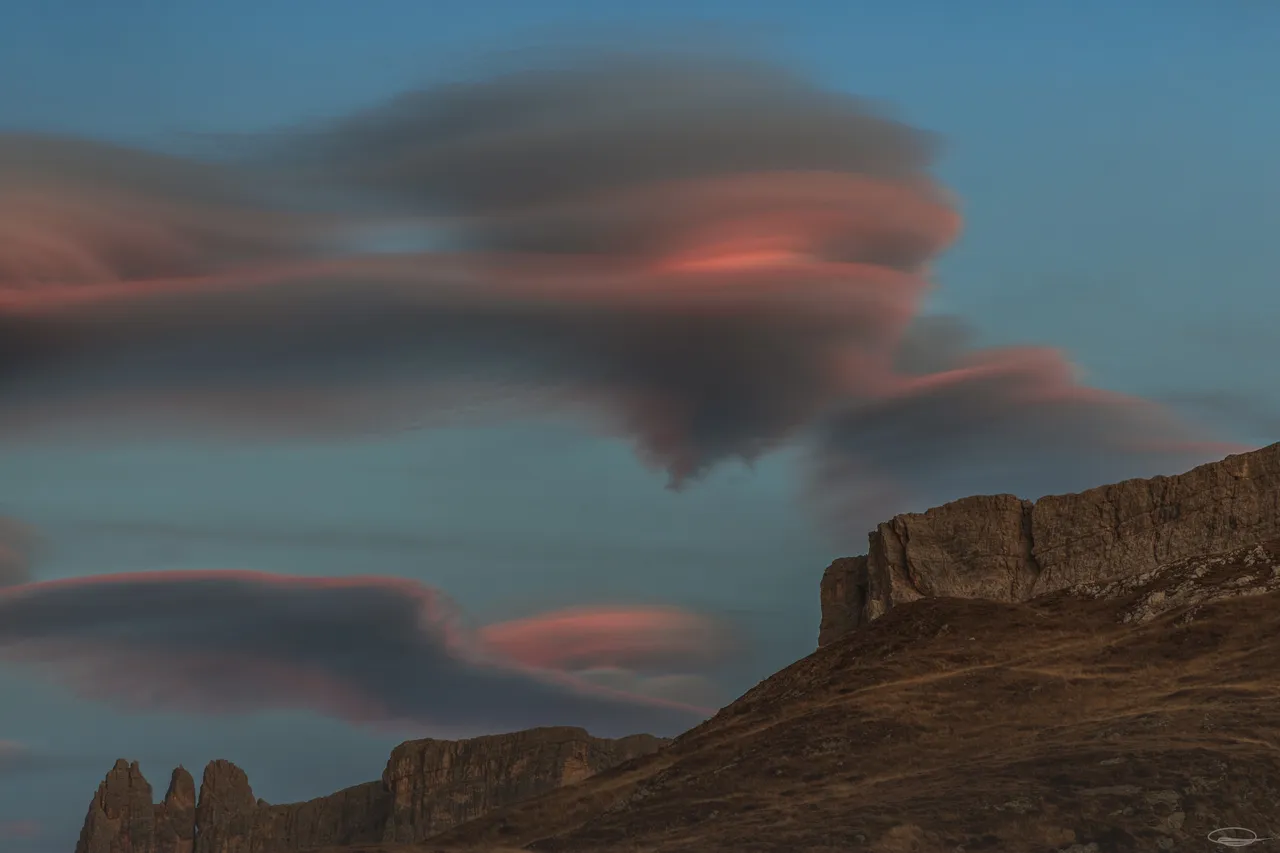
left=479, top=606, right=735, bottom=673
left=0, top=132, right=337, bottom=289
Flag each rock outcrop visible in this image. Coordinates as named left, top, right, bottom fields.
left=75, top=761, right=195, bottom=853
left=381, top=727, right=666, bottom=843
left=431, top=533, right=1280, bottom=853
left=1058, top=537, right=1280, bottom=626
left=193, top=776, right=389, bottom=853
left=817, top=555, right=868, bottom=647
left=819, top=441, right=1280, bottom=645
left=74, top=727, right=667, bottom=853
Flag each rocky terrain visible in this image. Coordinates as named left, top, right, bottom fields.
left=75, top=443, right=1280, bottom=852
left=819, top=442, right=1280, bottom=645
left=74, top=728, right=666, bottom=853
left=419, top=537, right=1280, bottom=852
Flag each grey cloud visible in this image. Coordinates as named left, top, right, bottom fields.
left=0, top=47, right=1230, bottom=506
left=0, top=572, right=709, bottom=738
left=807, top=346, right=1237, bottom=539
left=0, top=51, right=958, bottom=486
left=0, top=519, right=36, bottom=587
left=0, top=740, right=100, bottom=777
left=0, top=133, right=333, bottom=287
left=1157, top=390, right=1280, bottom=446
left=54, top=515, right=736, bottom=564
left=271, top=51, right=936, bottom=222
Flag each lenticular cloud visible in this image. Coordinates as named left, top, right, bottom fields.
left=0, top=47, right=1234, bottom=517
left=0, top=570, right=719, bottom=736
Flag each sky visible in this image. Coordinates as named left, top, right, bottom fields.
left=1, top=2, right=1279, bottom=851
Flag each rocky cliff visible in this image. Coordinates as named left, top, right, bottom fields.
left=432, top=537, right=1280, bottom=853
left=818, top=441, right=1280, bottom=646
left=381, top=727, right=664, bottom=844
left=75, top=761, right=196, bottom=853
left=73, top=727, right=667, bottom=853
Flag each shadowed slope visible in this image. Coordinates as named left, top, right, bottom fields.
left=404, top=539, right=1280, bottom=852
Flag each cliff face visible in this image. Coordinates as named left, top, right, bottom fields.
left=381, top=726, right=667, bottom=843
left=192, top=770, right=389, bottom=853
left=75, top=761, right=195, bottom=853
left=74, top=727, right=666, bottom=853
left=817, top=555, right=868, bottom=647
left=819, top=441, right=1280, bottom=645
left=433, top=538, right=1280, bottom=853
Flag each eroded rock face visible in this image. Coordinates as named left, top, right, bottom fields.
left=819, top=442, right=1280, bottom=645
left=195, top=776, right=390, bottom=853
left=381, top=726, right=667, bottom=843
left=157, top=767, right=197, bottom=853
left=74, top=760, right=196, bottom=853
left=1061, top=538, right=1280, bottom=626
left=246, top=781, right=389, bottom=851
left=817, top=556, right=868, bottom=647
left=75, top=759, right=157, bottom=853
left=75, top=727, right=666, bottom=852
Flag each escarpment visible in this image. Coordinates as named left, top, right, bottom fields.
left=819, top=441, right=1280, bottom=645
left=74, top=727, right=667, bottom=853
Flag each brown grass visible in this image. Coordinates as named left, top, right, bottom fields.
left=317, top=542, right=1280, bottom=852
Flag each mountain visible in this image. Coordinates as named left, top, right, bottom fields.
left=74, top=443, right=1280, bottom=852
left=73, top=729, right=666, bottom=853
left=425, top=536, right=1280, bottom=853
left=820, top=441, right=1280, bottom=645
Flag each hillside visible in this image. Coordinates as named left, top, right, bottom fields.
left=75, top=444, right=1280, bottom=852
left=405, top=538, right=1280, bottom=852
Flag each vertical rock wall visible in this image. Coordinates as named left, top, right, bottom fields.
left=819, top=443, right=1280, bottom=646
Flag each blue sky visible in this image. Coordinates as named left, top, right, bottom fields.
left=1, top=2, right=1278, bottom=851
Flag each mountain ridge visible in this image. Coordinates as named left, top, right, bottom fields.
left=73, top=728, right=666, bottom=853
left=424, top=536, right=1280, bottom=852
left=820, top=441, right=1280, bottom=645
left=72, top=443, right=1280, bottom=852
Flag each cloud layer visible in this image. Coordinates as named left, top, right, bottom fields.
left=479, top=605, right=737, bottom=673
left=0, top=571, right=725, bottom=737
left=0, top=47, right=1239, bottom=528
left=0, top=740, right=33, bottom=773
left=0, top=819, right=40, bottom=840
left=0, top=519, right=35, bottom=587
left=0, top=133, right=334, bottom=288
left=806, top=340, right=1242, bottom=531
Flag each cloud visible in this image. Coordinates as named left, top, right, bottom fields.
left=0, top=133, right=335, bottom=289
left=0, top=819, right=40, bottom=839
left=0, top=519, right=36, bottom=587
left=0, top=47, right=1234, bottom=505
left=572, top=668, right=726, bottom=710
left=270, top=51, right=940, bottom=230
left=479, top=606, right=737, bottom=673
left=0, top=233, right=947, bottom=487
left=1157, top=390, right=1280, bottom=446
left=0, top=740, right=33, bottom=773
left=0, top=571, right=724, bottom=737
left=0, top=740, right=86, bottom=777
left=55, top=515, right=731, bottom=563
left=0, top=51, right=956, bottom=487
left=807, top=343, right=1241, bottom=536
